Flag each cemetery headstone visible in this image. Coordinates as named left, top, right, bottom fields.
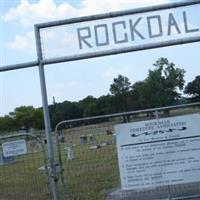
left=80, top=135, right=87, bottom=145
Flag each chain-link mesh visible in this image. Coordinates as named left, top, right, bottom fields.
left=57, top=121, right=118, bottom=200
left=0, top=133, right=52, bottom=200
left=55, top=103, right=200, bottom=200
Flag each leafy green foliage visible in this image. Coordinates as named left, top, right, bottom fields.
left=137, top=58, right=185, bottom=108
left=0, top=115, right=16, bottom=132
left=110, top=74, right=131, bottom=96
left=1, top=58, right=196, bottom=133
left=109, top=75, right=131, bottom=112
left=0, top=106, right=43, bottom=133
left=184, top=75, right=200, bottom=102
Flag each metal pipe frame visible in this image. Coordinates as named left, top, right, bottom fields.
left=34, top=26, right=59, bottom=200
left=41, top=36, right=200, bottom=65
left=0, top=61, right=38, bottom=72
left=1, top=35, right=200, bottom=72
left=1, top=0, right=200, bottom=72
left=55, top=102, right=200, bottom=130
left=36, top=0, right=200, bottom=28
left=35, top=0, right=200, bottom=65
left=0, top=2, right=200, bottom=199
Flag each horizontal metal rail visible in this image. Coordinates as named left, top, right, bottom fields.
left=36, top=0, right=200, bottom=28
left=0, top=132, right=42, bottom=143
left=1, top=1, right=200, bottom=72
left=55, top=102, right=200, bottom=131
left=1, top=36, right=200, bottom=72
left=172, top=194, right=200, bottom=200
left=0, top=61, right=38, bottom=72
left=41, top=36, right=200, bottom=65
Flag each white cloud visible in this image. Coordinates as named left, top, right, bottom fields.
left=4, top=0, right=170, bottom=28
left=4, top=0, right=170, bottom=52
left=5, top=31, right=35, bottom=51
left=4, top=0, right=77, bottom=29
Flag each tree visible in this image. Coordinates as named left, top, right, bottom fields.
left=96, top=95, right=114, bottom=115
left=79, top=96, right=98, bottom=117
left=49, top=100, right=83, bottom=129
left=32, top=108, right=44, bottom=130
left=138, top=58, right=185, bottom=108
left=110, top=75, right=131, bottom=96
left=11, top=106, right=44, bottom=131
left=13, top=106, right=35, bottom=131
left=110, top=75, right=131, bottom=112
left=0, top=116, right=16, bottom=133
left=184, top=75, right=200, bottom=102
left=128, top=81, right=144, bottom=110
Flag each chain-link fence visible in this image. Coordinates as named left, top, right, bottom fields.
left=55, top=103, right=200, bottom=200
left=0, top=133, right=52, bottom=200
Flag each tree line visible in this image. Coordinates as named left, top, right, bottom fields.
left=0, top=58, right=199, bottom=133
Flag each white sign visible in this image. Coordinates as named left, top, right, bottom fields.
left=2, top=140, right=27, bottom=157
left=115, top=113, right=200, bottom=190
left=40, top=4, right=200, bottom=60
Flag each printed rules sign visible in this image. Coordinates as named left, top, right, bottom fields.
left=115, top=114, right=200, bottom=190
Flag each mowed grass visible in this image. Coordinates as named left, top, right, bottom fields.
left=0, top=134, right=119, bottom=200
left=58, top=134, right=119, bottom=200
left=0, top=151, right=52, bottom=200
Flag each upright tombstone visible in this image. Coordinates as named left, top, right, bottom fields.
left=80, top=135, right=87, bottom=145
left=65, top=142, right=74, bottom=160
left=88, top=134, right=95, bottom=144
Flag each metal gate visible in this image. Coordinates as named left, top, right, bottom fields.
left=55, top=103, right=200, bottom=200
left=0, top=133, right=53, bottom=200
left=1, top=1, right=200, bottom=199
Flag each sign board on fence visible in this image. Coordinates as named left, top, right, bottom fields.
left=115, top=113, right=200, bottom=190
left=40, top=3, right=200, bottom=60
left=2, top=140, right=27, bottom=157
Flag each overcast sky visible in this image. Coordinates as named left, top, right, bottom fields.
left=1, top=0, right=200, bottom=116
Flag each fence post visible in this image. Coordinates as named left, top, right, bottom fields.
left=34, top=26, right=59, bottom=200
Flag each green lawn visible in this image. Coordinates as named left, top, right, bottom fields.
left=59, top=135, right=119, bottom=200
left=0, top=149, right=52, bottom=200
left=0, top=133, right=119, bottom=200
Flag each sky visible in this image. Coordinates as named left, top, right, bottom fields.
left=0, top=0, right=200, bottom=116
